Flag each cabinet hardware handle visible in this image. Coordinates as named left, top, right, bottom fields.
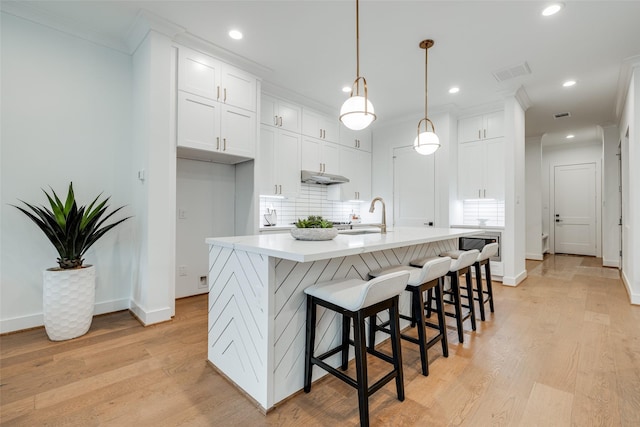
left=478, top=130, right=481, bottom=139
left=223, top=138, right=227, bottom=151
left=323, top=163, right=326, bottom=172
left=320, top=129, right=323, bottom=138
left=279, top=185, right=282, bottom=194
left=217, top=86, right=220, bottom=101
left=484, top=129, right=486, bottom=138
left=274, top=185, right=278, bottom=194
left=278, top=116, right=283, bottom=127
left=224, top=88, right=227, bottom=102
left=484, top=189, right=486, bottom=197
left=274, top=116, right=278, bottom=126
left=216, top=137, right=220, bottom=150
left=478, top=189, right=481, bottom=198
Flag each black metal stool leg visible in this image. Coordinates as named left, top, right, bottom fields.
left=435, top=278, right=449, bottom=357
left=354, top=311, right=369, bottom=427
left=304, top=296, right=316, bottom=392
left=389, top=297, right=405, bottom=400
left=342, top=314, right=350, bottom=370
left=485, top=261, right=495, bottom=313
left=474, top=262, right=486, bottom=321
left=465, top=267, right=477, bottom=331
left=449, top=271, right=465, bottom=343
left=413, top=287, right=429, bottom=376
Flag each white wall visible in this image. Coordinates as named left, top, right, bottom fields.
left=0, top=12, right=133, bottom=332
left=176, top=158, right=235, bottom=298
left=541, top=137, right=603, bottom=257
left=618, top=67, right=639, bottom=304
left=602, top=125, right=622, bottom=267
left=370, top=111, right=454, bottom=228
left=525, top=136, right=543, bottom=260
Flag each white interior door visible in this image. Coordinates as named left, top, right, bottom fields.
left=393, top=146, right=435, bottom=227
left=554, top=163, right=596, bottom=255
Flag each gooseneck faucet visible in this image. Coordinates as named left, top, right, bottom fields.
left=369, top=197, right=387, bottom=234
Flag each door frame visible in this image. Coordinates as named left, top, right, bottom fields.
left=392, top=145, right=436, bottom=227
left=549, top=160, right=602, bottom=256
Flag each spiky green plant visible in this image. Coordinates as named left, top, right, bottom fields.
left=13, top=183, right=130, bottom=269
left=295, top=215, right=333, bottom=228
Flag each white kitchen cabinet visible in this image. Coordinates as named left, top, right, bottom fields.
left=458, top=111, right=504, bottom=143
left=261, top=94, right=302, bottom=133
left=178, top=46, right=257, bottom=112
left=327, top=146, right=371, bottom=202
left=177, top=91, right=256, bottom=159
left=339, top=126, right=372, bottom=152
left=458, top=137, right=504, bottom=200
left=302, top=109, right=339, bottom=143
left=259, top=125, right=301, bottom=198
left=301, top=137, right=340, bottom=175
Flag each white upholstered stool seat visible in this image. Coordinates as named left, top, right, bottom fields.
left=367, top=257, right=451, bottom=376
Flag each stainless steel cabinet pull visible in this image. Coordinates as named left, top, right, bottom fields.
left=478, top=130, right=481, bottom=139
left=274, top=116, right=278, bottom=126
left=279, top=185, right=282, bottom=194
left=278, top=116, right=283, bottom=127
left=478, top=189, right=481, bottom=198
left=484, top=129, right=486, bottom=138
left=274, top=185, right=278, bottom=194
left=224, top=88, right=227, bottom=102
left=484, top=189, right=486, bottom=197
left=216, top=137, right=220, bottom=150
left=217, top=86, right=220, bottom=101
left=320, top=129, right=323, bottom=138
left=223, top=138, right=227, bottom=151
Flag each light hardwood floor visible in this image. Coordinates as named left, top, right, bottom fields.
left=2, top=255, right=639, bottom=426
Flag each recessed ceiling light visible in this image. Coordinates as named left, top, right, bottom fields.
left=228, top=30, right=243, bottom=40
left=563, top=80, right=576, bottom=87
left=542, top=3, right=564, bottom=16
left=449, top=87, right=460, bottom=94
left=566, top=134, right=575, bottom=139
left=342, top=86, right=352, bottom=93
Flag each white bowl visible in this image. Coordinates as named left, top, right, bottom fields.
left=290, top=227, right=338, bottom=241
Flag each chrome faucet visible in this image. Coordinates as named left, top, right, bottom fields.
left=369, top=197, right=387, bottom=234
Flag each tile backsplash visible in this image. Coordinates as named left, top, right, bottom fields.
left=260, top=183, right=364, bottom=227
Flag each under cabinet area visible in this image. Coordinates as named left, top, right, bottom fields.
left=261, top=94, right=302, bottom=133
left=258, top=125, right=301, bottom=198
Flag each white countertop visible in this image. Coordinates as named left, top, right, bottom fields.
left=206, top=227, right=483, bottom=263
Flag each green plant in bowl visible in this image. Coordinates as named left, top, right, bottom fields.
left=295, top=215, right=333, bottom=229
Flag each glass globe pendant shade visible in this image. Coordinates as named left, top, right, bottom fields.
left=414, top=130, right=440, bottom=155
left=340, top=95, right=376, bottom=131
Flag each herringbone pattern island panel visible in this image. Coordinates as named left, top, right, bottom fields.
left=1, top=254, right=639, bottom=426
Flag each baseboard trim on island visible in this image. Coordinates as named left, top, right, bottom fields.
left=501, top=269, right=528, bottom=286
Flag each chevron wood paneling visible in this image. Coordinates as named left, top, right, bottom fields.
left=207, top=239, right=458, bottom=409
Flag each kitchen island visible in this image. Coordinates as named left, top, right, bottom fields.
left=205, top=227, right=480, bottom=411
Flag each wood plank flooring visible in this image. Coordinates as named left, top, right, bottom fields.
left=2, top=254, right=639, bottom=426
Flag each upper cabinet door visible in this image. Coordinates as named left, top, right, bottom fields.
left=261, top=94, right=302, bottom=132
left=484, top=111, right=504, bottom=140
left=177, top=91, right=221, bottom=151
left=458, top=115, right=484, bottom=143
left=302, top=109, right=339, bottom=143
left=339, top=126, right=372, bottom=152
left=220, top=105, right=256, bottom=158
left=178, top=47, right=221, bottom=101
left=222, top=65, right=257, bottom=112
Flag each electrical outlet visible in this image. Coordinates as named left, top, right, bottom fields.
left=199, top=275, right=208, bottom=289
left=178, top=265, right=187, bottom=276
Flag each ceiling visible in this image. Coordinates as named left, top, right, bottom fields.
left=5, top=1, right=640, bottom=141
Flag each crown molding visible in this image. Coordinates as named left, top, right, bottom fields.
left=126, top=10, right=186, bottom=54
left=614, top=54, right=640, bottom=120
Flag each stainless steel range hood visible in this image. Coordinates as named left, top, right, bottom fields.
left=301, top=170, right=350, bottom=185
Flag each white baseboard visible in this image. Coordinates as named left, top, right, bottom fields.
left=0, top=298, right=130, bottom=334
left=603, top=258, right=620, bottom=268
left=502, top=269, right=528, bottom=287
left=621, top=270, right=640, bottom=305
left=129, top=299, right=173, bottom=326
left=526, top=252, right=544, bottom=261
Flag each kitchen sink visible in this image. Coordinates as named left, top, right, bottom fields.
left=339, top=229, right=381, bottom=235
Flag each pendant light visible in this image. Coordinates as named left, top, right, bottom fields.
left=414, top=39, right=440, bottom=155
left=340, top=0, right=376, bottom=131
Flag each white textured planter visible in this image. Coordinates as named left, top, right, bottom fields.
left=290, top=227, right=338, bottom=241
left=43, top=265, right=96, bottom=341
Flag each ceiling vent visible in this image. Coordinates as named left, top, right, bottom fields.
left=553, top=112, right=571, bottom=119
left=492, top=62, right=532, bottom=82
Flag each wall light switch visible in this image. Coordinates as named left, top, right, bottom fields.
left=138, top=170, right=145, bottom=181
left=178, top=208, right=187, bottom=219
left=178, top=265, right=187, bottom=276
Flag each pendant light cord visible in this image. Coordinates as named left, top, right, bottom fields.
left=356, top=0, right=360, bottom=79
left=424, top=41, right=428, bottom=118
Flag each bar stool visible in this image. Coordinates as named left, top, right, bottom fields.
left=441, top=243, right=498, bottom=321
left=367, top=256, right=452, bottom=376
left=411, top=249, right=479, bottom=343
left=303, top=271, right=410, bottom=427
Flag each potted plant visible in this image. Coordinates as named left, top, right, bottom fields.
left=290, top=215, right=338, bottom=241
left=13, top=183, right=130, bottom=341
